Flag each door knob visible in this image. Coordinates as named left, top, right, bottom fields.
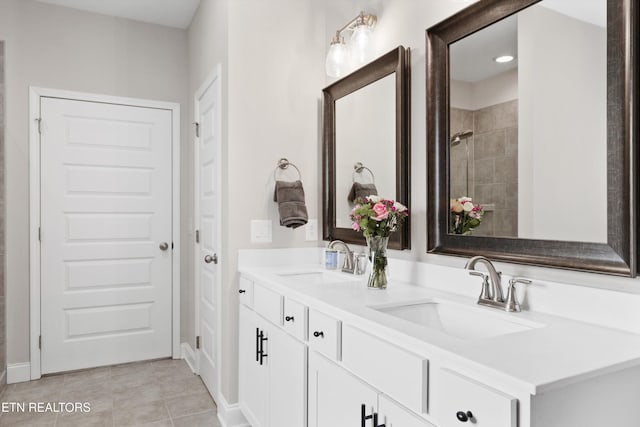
left=204, top=254, right=218, bottom=264
left=456, top=411, right=473, bottom=422
left=159, top=242, right=169, bottom=251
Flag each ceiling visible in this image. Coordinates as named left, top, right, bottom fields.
left=35, top=0, right=202, bottom=29
left=450, top=0, right=606, bottom=82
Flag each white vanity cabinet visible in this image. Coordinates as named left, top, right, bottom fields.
left=238, top=285, right=307, bottom=427
left=308, top=350, right=434, bottom=427
left=238, top=269, right=640, bottom=427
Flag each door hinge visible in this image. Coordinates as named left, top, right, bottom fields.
left=171, top=242, right=174, bottom=250
left=196, top=336, right=200, bottom=349
left=38, top=227, right=41, bottom=242
left=195, top=229, right=200, bottom=243
left=36, top=118, right=42, bottom=134
left=194, top=122, right=200, bottom=138
left=39, top=335, right=42, bottom=350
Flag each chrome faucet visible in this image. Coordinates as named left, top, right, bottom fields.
left=328, top=240, right=355, bottom=274
left=465, top=256, right=531, bottom=312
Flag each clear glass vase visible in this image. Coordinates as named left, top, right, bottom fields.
left=366, top=235, right=389, bottom=289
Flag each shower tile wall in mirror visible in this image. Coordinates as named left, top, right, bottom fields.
left=448, top=0, right=607, bottom=243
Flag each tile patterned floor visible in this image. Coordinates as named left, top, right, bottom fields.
left=0, top=359, right=221, bottom=426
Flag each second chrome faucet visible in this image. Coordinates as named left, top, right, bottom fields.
left=465, top=256, right=531, bottom=312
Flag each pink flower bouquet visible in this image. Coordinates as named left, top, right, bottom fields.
left=350, top=196, right=409, bottom=237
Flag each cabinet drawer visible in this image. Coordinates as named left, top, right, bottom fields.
left=283, top=297, right=308, bottom=341
left=238, top=276, right=254, bottom=306
left=253, top=283, right=283, bottom=325
left=308, top=309, right=341, bottom=361
left=342, top=325, right=428, bottom=414
left=436, top=369, right=517, bottom=427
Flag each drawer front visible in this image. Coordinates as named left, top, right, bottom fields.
left=238, top=276, right=254, bottom=307
left=342, top=325, right=428, bottom=414
left=283, top=297, right=308, bottom=341
left=379, top=395, right=435, bottom=427
left=308, top=309, right=341, bottom=361
left=436, top=369, right=517, bottom=427
left=253, top=283, right=283, bottom=325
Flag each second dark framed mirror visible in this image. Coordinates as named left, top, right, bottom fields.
left=426, top=0, right=637, bottom=275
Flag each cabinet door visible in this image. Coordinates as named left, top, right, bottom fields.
left=269, top=325, right=307, bottom=427
left=238, top=305, right=268, bottom=427
left=379, top=395, right=435, bottom=427
left=308, top=351, right=378, bottom=427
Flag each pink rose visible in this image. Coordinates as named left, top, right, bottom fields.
left=352, top=222, right=360, bottom=231
left=372, top=203, right=389, bottom=221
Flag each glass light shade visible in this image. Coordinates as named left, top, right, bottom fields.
left=325, top=41, right=349, bottom=78
left=350, top=24, right=374, bottom=68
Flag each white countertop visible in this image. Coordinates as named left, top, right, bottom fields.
left=240, top=264, right=640, bottom=395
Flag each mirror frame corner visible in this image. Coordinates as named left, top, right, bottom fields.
left=426, top=0, right=638, bottom=276
left=322, top=45, right=411, bottom=250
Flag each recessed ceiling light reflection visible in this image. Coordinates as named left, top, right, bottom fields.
left=494, top=55, right=515, bottom=63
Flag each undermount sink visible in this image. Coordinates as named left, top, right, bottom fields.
left=372, top=300, right=543, bottom=340
left=277, top=270, right=358, bottom=285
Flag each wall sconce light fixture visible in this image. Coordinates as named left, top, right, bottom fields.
left=325, top=11, right=377, bottom=78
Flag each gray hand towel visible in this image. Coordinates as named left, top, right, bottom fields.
left=347, top=182, right=378, bottom=203
left=274, top=180, right=308, bottom=229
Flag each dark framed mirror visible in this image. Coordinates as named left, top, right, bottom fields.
left=323, top=46, right=411, bottom=249
left=427, top=0, right=638, bottom=275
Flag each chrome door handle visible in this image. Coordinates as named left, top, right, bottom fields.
left=159, top=242, right=169, bottom=251
left=204, top=254, right=218, bottom=264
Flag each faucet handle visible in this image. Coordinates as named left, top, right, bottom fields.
left=469, top=271, right=492, bottom=300
left=509, top=278, right=532, bottom=286
left=505, top=278, right=531, bottom=312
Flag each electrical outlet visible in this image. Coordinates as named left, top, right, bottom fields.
left=305, top=219, right=318, bottom=241
left=251, top=220, right=272, bottom=243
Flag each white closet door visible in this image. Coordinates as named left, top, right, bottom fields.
left=195, top=71, right=221, bottom=397
left=40, top=97, right=173, bottom=374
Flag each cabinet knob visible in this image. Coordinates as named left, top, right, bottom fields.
left=313, top=331, right=324, bottom=338
left=456, top=411, right=473, bottom=422
left=239, top=289, right=246, bottom=294
left=285, top=316, right=295, bottom=322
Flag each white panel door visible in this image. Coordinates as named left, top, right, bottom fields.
left=238, top=305, right=268, bottom=427
left=195, top=69, right=221, bottom=397
left=268, top=325, right=307, bottom=427
left=40, top=97, right=173, bottom=374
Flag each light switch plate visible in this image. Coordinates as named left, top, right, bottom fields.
left=305, top=219, right=318, bottom=241
left=251, top=220, right=272, bottom=243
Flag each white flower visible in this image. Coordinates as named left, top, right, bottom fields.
left=393, top=201, right=407, bottom=212
left=367, top=195, right=382, bottom=203
left=459, top=196, right=472, bottom=203
left=462, top=201, right=474, bottom=212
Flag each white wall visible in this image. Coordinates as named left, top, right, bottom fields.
left=0, top=0, right=189, bottom=365
left=518, top=5, right=607, bottom=242
left=451, top=68, right=518, bottom=111
left=335, top=74, right=396, bottom=228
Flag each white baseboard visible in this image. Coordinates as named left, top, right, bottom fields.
left=181, top=342, right=198, bottom=374
left=215, top=392, right=249, bottom=427
left=7, top=363, right=31, bottom=384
